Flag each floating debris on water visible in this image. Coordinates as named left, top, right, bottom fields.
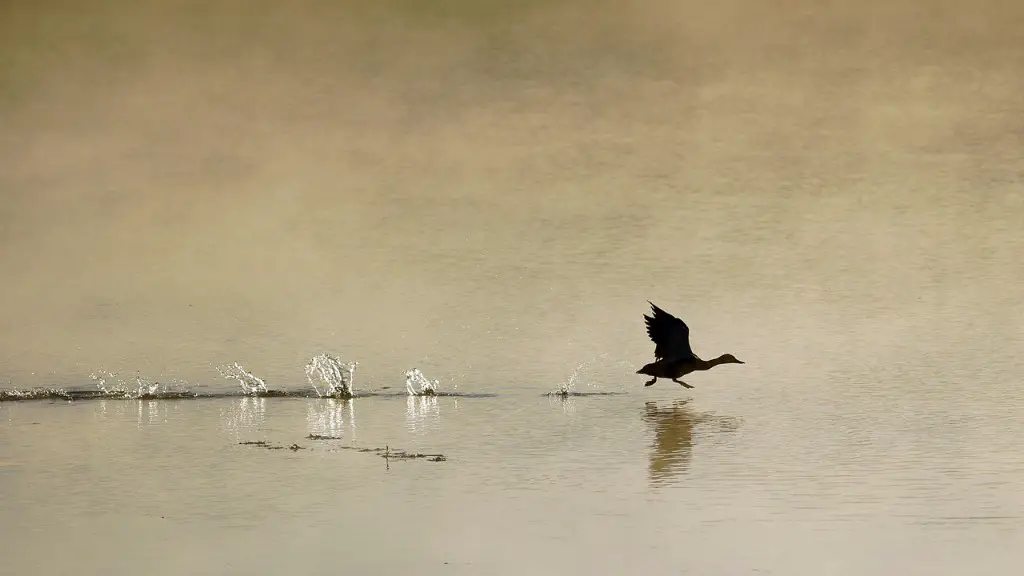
left=241, top=436, right=444, bottom=461
left=238, top=440, right=306, bottom=451
left=306, top=434, right=342, bottom=441
left=304, top=436, right=447, bottom=462
left=338, top=444, right=447, bottom=462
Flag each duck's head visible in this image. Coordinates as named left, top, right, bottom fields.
left=719, top=353, right=744, bottom=365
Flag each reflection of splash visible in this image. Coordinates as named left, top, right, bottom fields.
left=307, top=398, right=356, bottom=439
left=96, top=399, right=124, bottom=420
left=405, top=395, right=440, bottom=434
left=548, top=394, right=577, bottom=415
left=136, top=400, right=164, bottom=427
left=221, top=396, right=268, bottom=436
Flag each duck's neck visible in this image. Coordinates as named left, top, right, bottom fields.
left=697, top=354, right=733, bottom=371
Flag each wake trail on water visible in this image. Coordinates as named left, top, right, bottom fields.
left=1, top=351, right=637, bottom=403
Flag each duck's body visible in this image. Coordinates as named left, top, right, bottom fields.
left=638, top=302, right=743, bottom=388
left=637, top=355, right=740, bottom=388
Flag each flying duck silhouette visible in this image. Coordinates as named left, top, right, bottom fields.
left=637, top=302, right=743, bottom=388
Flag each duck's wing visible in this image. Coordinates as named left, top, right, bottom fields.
left=644, top=302, right=695, bottom=361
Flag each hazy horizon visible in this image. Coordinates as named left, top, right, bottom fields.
left=2, top=0, right=1022, bottom=391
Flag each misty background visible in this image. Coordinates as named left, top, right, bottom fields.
left=2, top=0, right=1022, bottom=391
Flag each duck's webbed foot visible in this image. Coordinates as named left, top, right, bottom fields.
left=673, top=379, right=693, bottom=389
left=644, top=377, right=657, bottom=387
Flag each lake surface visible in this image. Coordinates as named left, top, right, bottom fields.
left=3, top=0, right=1024, bottom=574
left=2, top=377, right=1021, bottom=575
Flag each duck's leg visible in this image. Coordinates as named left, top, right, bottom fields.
left=673, top=379, right=693, bottom=389
left=644, top=377, right=657, bottom=387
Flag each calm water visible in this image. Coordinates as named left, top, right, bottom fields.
left=2, top=380, right=1021, bottom=575
left=3, top=0, right=1024, bottom=574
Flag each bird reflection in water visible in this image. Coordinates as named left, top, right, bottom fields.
left=642, top=400, right=709, bottom=486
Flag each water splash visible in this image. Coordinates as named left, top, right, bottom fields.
left=0, top=388, right=36, bottom=401
left=404, top=368, right=438, bottom=396
left=90, top=370, right=162, bottom=399
left=216, top=362, right=268, bottom=395
left=305, top=353, right=357, bottom=399
left=550, top=353, right=634, bottom=396
left=551, top=360, right=587, bottom=396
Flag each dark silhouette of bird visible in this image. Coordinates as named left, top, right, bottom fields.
left=637, top=301, right=743, bottom=388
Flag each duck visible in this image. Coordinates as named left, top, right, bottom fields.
left=637, top=301, right=744, bottom=388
